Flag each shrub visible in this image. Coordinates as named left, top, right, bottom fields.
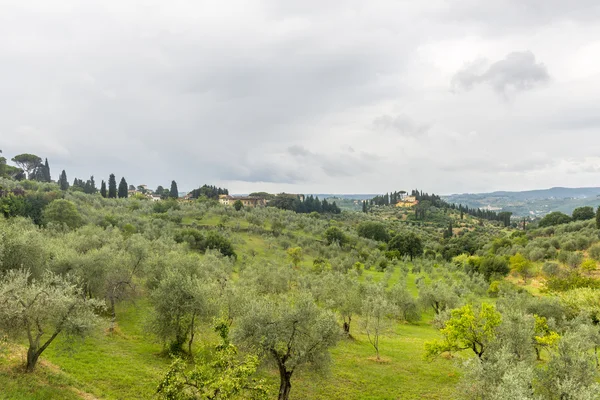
left=589, top=243, right=600, bottom=261
left=356, top=221, right=390, bottom=242
left=479, top=256, right=510, bottom=281
left=324, top=226, right=347, bottom=246
left=542, top=262, right=561, bottom=278
left=538, top=212, right=572, bottom=227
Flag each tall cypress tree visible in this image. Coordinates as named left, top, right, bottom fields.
left=118, top=177, right=128, bottom=198
left=89, top=176, right=97, bottom=193
left=43, top=158, right=51, bottom=182
left=596, top=206, right=600, bottom=230
left=58, top=170, right=69, bottom=191
left=362, top=200, right=367, bottom=213
left=169, top=180, right=179, bottom=199
left=100, top=180, right=107, bottom=198
left=108, top=174, right=117, bottom=198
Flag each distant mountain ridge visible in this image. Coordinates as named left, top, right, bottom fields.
left=443, top=187, right=600, bottom=218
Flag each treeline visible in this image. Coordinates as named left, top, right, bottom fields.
left=189, top=184, right=229, bottom=200
left=269, top=194, right=341, bottom=214
left=367, top=188, right=512, bottom=226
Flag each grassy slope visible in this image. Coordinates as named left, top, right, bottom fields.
left=1, top=217, right=462, bottom=400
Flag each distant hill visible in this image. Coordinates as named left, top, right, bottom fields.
left=443, top=187, right=600, bottom=218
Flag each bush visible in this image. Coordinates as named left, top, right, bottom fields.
left=589, top=243, right=600, bottom=261
left=542, top=262, right=561, bottom=278
left=479, top=256, right=510, bottom=281
left=538, top=212, right=572, bottom=227
left=572, top=206, right=595, bottom=221
left=356, top=221, right=390, bottom=242
left=42, top=199, right=83, bottom=229
left=324, top=226, right=347, bottom=246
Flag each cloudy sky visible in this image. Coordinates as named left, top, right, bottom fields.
left=2, top=0, right=600, bottom=195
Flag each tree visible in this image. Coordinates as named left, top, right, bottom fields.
left=361, top=284, right=391, bottom=360
left=157, top=319, right=268, bottom=400
left=150, top=267, right=217, bottom=354
left=234, top=292, right=339, bottom=400
left=286, top=247, right=303, bottom=268
left=388, top=282, right=420, bottom=323
left=108, top=174, right=117, bottom=198
left=58, top=170, right=69, bottom=191
left=388, top=232, right=423, bottom=260
left=42, top=199, right=83, bottom=229
left=357, top=221, right=389, bottom=242
left=596, top=206, right=600, bottom=230
left=11, top=154, right=41, bottom=179
left=170, top=181, right=179, bottom=199
left=100, top=180, right=107, bottom=198
left=233, top=199, right=243, bottom=211
left=418, top=280, right=459, bottom=315
left=572, top=206, right=595, bottom=221
left=318, top=273, right=361, bottom=335
left=0, top=270, right=104, bottom=372
left=40, top=158, right=51, bottom=182
left=538, top=211, right=572, bottom=227
left=324, top=226, right=347, bottom=246
left=425, top=303, right=502, bottom=359
left=509, top=253, right=534, bottom=283
left=118, top=177, right=128, bottom=198
left=362, top=200, right=367, bottom=213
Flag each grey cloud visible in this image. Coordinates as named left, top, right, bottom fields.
left=373, top=114, right=431, bottom=137
left=452, top=51, right=549, bottom=94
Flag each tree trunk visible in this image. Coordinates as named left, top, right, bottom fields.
left=109, top=295, right=116, bottom=333
left=26, top=346, right=40, bottom=372
left=343, top=316, right=351, bottom=335
left=188, top=314, right=196, bottom=356
left=277, top=363, right=293, bottom=400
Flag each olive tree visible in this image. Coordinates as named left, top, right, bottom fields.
left=234, top=292, right=339, bottom=400
left=150, top=267, right=218, bottom=354
left=361, top=283, right=392, bottom=361
left=425, top=303, right=502, bottom=359
left=0, top=270, right=104, bottom=372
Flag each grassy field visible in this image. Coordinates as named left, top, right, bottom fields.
left=1, top=301, right=459, bottom=400
left=0, top=212, right=469, bottom=399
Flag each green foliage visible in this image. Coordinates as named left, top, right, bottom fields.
left=324, top=226, right=347, bottom=246
left=388, top=232, right=423, bottom=261
left=356, top=221, right=390, bottom=242
left=233, top=200, right=243, bottom=211
left=234, top=292, right=340, bottom=400
left=425, top=303, right=501, bottom=359
left=118, top=177, right=128, bottom=198
left=286, top=247, right=303, bottom=268
left=572, top=206, right=595, bottom=221
left=150, top=267, right=217, bottom=354
left=479, top=255, right=510, bottom=281
left=0, top=269, right=104, bottom=371
left=539, top=211, right=572, bottom=227
left=42, top=199, right=83, bottom=229
left=169, top=181, right=179, bottom=199
left=509, top=253, right=534, bottom=282
left=11, top=153, right=42, bottom=179
left=156, top=320, right=268, bottom=400
left=108, top=174, right=117, bottom=198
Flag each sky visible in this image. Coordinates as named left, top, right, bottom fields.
left=2, top=0, right=600, bottom=195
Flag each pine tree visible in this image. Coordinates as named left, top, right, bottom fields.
left=118, top=177, right=128, bottom=198
left=108, top=174, right=117, bottom=198
left=169, top=181, right=179, bottom=199
left=58, top=170, right=69, bottom=191
left=100, top=180, right=107, bottom=198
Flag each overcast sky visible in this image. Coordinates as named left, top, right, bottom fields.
left=2, top=1, right=600, bottom=195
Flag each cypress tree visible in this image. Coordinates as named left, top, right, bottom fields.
left=108, top=174, right=117, bottom=198
left=118, top=177, right=128, bottom=198
left=596, top=206, right=600, bottom=230
left=89, top=176, right=97, bottom=193
left=169, top=181, right=179, bottom=198
left=100, top=180, right=107, bottom=198
left=58, top=170, right=69, bottom=191
left=362, top=200, right=367, bottom=213
left=43, top=158, right=51, bottom=182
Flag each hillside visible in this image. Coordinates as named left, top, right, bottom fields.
left=444, top=187, right=600, bottom=217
